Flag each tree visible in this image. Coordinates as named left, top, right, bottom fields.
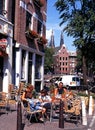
left=44, top=47, right=55, bottom=74
left=55, top=0, right=95, bottom=85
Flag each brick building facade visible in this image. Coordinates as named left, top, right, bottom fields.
left=49, top=31, right=77, bottom=75
left=0, top=0, right=47, bottom=93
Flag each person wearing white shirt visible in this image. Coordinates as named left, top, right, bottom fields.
left=39, top=89, right=52, bottom=114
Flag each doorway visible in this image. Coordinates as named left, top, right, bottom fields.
left=0, top=57, right=3, bottom=91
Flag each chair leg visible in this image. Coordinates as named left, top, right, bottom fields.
left=34, top=113, right=39, bottom=122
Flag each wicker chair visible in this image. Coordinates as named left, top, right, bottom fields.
left=0, top=92, right=8, bottom=114
left=22, top=101, right=44, bottom=125
left=64, top=98, right=82, bottom=124
left=7, top=84, right=17, bottom=111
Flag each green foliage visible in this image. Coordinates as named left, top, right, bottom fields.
left=75, top=50, right=82, bottom=72
left=55, top=0, right=95, bottom=81
left=44, top=47, right=55, bottom=73
left=55, top=0, right=95, bottom=49
left=77, top=91, right=95, bottom=99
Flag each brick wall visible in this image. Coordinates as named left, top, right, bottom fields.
left=14, top=0, right=47, bottom=47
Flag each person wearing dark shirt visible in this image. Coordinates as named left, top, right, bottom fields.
left=54, top=82, right=64, bottom=98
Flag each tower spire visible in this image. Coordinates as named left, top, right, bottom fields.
left=60, top=31, right=64, bottom=47
left=49, top=29, right=55, bottom=48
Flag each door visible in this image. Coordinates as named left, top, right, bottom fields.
left=0, top=57, right=3, bottom=91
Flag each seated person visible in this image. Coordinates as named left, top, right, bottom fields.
left=43, top=83, right=49, bottom=92
left=21, top=84, right=46, bottom=122
left=54, top=82, right=65, bottom=99
left=39, top=89, right=52, bottom=117
left=54, top=82, right=73, bottom=99
left=54, top=82, right=74, bottom=110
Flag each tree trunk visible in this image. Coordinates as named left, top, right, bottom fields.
left=82, top=55, right=87, bottom=85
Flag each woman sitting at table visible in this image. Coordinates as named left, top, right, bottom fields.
left=21, top=84, right=46, bottom=122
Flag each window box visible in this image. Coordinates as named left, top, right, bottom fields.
left=25, top=30, right=38, bottom=38
left=30, top=30, right=38, bottom=38
left=25, top=30, right=47, bottom=44
left=37, top=36, right=47, bottom=44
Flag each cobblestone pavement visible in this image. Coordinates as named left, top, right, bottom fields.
left=0, top=104, right=95, bottom=130
left=0, top=110, right=88, bottom=130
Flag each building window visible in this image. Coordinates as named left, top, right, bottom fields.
left=60, top=57, right=61, bottom=60
left=28, top=52, right=33, bottom=83
left=21, top=50, right=26, bottom=79
left=26, top=11, right=32, bottom=30
left=66, top=57, right=67, bottom=60
left=35, top=55, right=42, bottom=79
left=0, top=0, right=5, bottom=15
left=63, top=57, right=64, bottom=60
left=37, top=20, right=42, bottom=35
left=43, top=25, right=46, bottom=36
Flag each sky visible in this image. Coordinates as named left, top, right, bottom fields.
left=46, top=0, right=76, bottom=51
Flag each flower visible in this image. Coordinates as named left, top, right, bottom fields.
left=29, top=30, right=38, bottom=38
left=38, top=36, right=47, bottom=44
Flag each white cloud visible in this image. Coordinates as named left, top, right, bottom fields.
left=46, top=29, right=52, bottom=40
left=47, top=23, right=60, bottom=31
left=46, top=23, right=66, bottom=31
left=46, top=23, right=66, bottom=41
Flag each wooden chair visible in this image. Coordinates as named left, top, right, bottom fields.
left=0, top=92, right=8, bottom=114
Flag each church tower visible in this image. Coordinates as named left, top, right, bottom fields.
left=60, top=31, right=64, bottom=47
left=48, top=29, right=55, bottom=48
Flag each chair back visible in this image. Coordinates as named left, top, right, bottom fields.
left=18, top=82, right=25, bottom=96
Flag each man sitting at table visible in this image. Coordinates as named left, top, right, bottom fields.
left=54, top=82, right=74, bottom=110
left=54, top=82, right=73, bottom=99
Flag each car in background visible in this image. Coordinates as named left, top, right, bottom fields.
left=55, top=75, right=80, bottom=87
left=44, top=76, right=60, bottom=83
